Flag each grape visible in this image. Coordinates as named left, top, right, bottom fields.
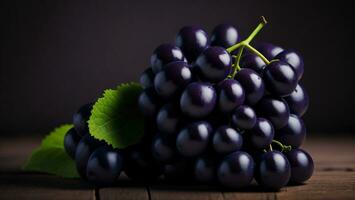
left=284, top=84, right=309, bottom=116
left=138, top=88, right=161, bottom=117
left=257, top=96, right=290, bottom=129
left=256, top=151, right=291, bottom=190
left=234, top=68, right=265, bottom=105
left=154, top=61, right=192, bottom=99
left=75, top=134, right=105, bottom=179
left=275, top=114, right=306, bottom=148
left=64, top=128, right=81, bottom=159
left=275, top=50, right=304, bottom=81
left=140, top=68, right=155, bottom=89
left=263, top=60, right=298, bottom=96
left=176, top=121, right=212, bottom=157
left=194, top=46, right=232, bottom=83
left=194, top=156, right=217, bottom=183
left=73, top=103, right=93, bottom=136
left=231, top=105, right=257, bottom=130
left=175, top=26, right=209, bottom=62
left=150, top=44, right=185, bottom=74
left=248, top=118, right=274, bottom=149
left=86, top=146, right=123, bottom=185
left=255, top=43, right=284, bottom=60
left=163, top=159, right=193, bottom=182
left=180, top=82, right=217, bottom=118
left=217, top=151, right=254, bottom=188
left=284, top=149, right=314, bottom=183
left=151, top=135, right=176, bottom=163
left=217, top=79, right=245, bottom=113
left=240, top=54, right=266, bottom=74
left=213, top=126, right=243, bottom=154
left=210, top=24, right=239, bottom=48
left=156, top=103, right=181, bottom=137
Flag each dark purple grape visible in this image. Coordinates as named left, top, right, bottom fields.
left=275, top=114, right=306, bottom=148
left=263, top=60, right=298, bottom=96
left=248, top=118, right=274, bottom=149
left=217, top=79, right=245, bottom=113
left=284, top=149, right=314, bottom=183
left=213, top=126, right=243, bottom=154
left=73, top=103, right=93, bottom=136
left=154, top=61, right=192, bottom=99
left=217, top=151, right=254, bottom=188
left=256, top=151, right=291, bottom=190
left=180, top=82, right=217, bottom=118
left=257, top=96, right=290, bottom=129
left=194, top=46, right=232, bottom=83
left=156, top=103, right=181, bottom=137
left=152, top=135, right=176, bottom=163
left=150, top=44, right=185, bottom=74
left=194, top=156, right=217, bottom=183
left=234, top=68, right=265, bottom=105
left=255, top=43, right=284, bottom=60
left=86, top=146, right=123, bottom=185
left=240, top=54, right=266, bottom=74
left=176, top=121, right=212, bottom=157
left=211, top=24, right=239, bottom=48
left=164, top=159, right=193, bottom=182
left=231, top=105, right=257, bottom=130
left=175, top=26, right=209, bottom=62
left=275, top=50, right=304, bottom=81
left=75, top=134, right=105, bottom=179
left=138, top=88, right=161, bottom=117
left=64, top=128, right=81, bottom=159
left=140, top=68, right=155, bottom=89
left=284, top=84, right=309, bottom=116
left=124, top=145, right=163, bottom=182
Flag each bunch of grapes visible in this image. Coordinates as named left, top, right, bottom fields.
left=63, top=17, right=314, bottom=190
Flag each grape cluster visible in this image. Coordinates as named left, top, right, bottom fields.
left=63, top=18, right=314, bottom=190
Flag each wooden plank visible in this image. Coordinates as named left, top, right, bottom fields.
left=149, top=185, right=224, bottom=200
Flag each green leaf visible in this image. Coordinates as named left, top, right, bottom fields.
left=89, top=82, right=144, bottom=149
left=23, top=124, right=80, bottom=178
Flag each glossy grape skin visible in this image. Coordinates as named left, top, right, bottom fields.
left=248, top=118, right=274, bottom=149
left=154, top=61, right=192, bottom=99
left=275, top=114, right=306, bottom=148
left=263, top=61, right=298, bottom=96
left=213, top=126, right=243, bottom=154
left=217, top=151, right=254, bottom=188
left=194, top=46, right=232, bottom=83
left=284, top=149, right=314, bottom=183
left=64, top=128, right=81, bottom=159
left=156, top=103, right=181, bottom=137
left=180, top=82, right=217, bottom=118
left=123, top=145, right=163, bottom=182
left=138, top=88, right=161, bottom=117
left=217, top=79, right=245, bottom=113
left=240, top=54, right=266, bottom=74
left=194, top=156, right=217, bottom=183
left=275, top=50, right=304, bottom=81
left=150, top=43, right=185, bottom=74
left=75, top=135, right=105, bottom=179
left=256, top=151, right=291, bottom=190
left=151, top=135, right=176, bottom=163
left=255, top=43, right=284, bottom=60
left=175, top=26, right=209, bottom=62
left=211, top=24, right=239, bottom=48
left=176, top=121, right=212, bottom=157
left=73, top=103, right=93, bottom=136
left=234, top=68, right=265, bottom=105
left=284, top=84, right=309, bottom=116
left=140, top=68, right=155, bottom=89
left=86, top=146, right=123, bottom=185
left=257, top=96, right=290, bottom=129
left=231, top=105, right=257, bottom=130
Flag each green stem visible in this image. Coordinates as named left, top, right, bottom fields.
left=272, top=140, right=292, bottom=152
left=230, top=46, right=244, bottom=77
left=245, top=44, right=270, bottom=65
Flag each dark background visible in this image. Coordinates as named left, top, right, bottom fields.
left=1, top=0, right=354, bottom=135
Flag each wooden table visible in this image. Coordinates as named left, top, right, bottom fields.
left=0, top=135, right=354, bottom=200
